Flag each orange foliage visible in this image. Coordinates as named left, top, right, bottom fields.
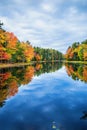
left=0, top=30, right=18, bottom=61
left=69, top=52, right=74, bottom=58
left=66, top=47, right=72, bottom=54
left=65, top=65, right=72, bottom=76
left=0, top=29, right=34, bottom=62
left=5, top=32, right=18, bottom=49
left=0, top=30, right=18, bottom=48
left=65, top=47, right=73, bottom=59
left=21, top=42, right=34, bottom=62
left=35, top=53, right=41, bottom=61
left=0, top=72, right=11, bottom=88
left=3, top=72, right=11, bottom=80
left=0, top=50, right=11, bottom=60
left=66, top=64, right=87, bottom=82
left=22, top=66, right=34, bottom=84
left=8, top=79, right=18, bottom=97
left=35, top=64, right=42, bottom=70
left=3, top=52, right=11, bottom=60
left=84, top=52, right=87, bottom=61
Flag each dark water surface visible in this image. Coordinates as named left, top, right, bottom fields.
left=0, top=62, right=87, bottom=130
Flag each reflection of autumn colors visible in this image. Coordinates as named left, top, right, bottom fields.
left=0, top=66, right=35, bottom=106
left=83, top=66, right=87, bottom=82
left=35, top=64, right=42, bottom=71
left=65, top=64, right=87, bottom=82
left=7, top=79, right=18, bottom=98
left=0, top=62, right=63, bottom=107
left=0, top=72, right=12, bottom=88
left=22, top=66, right=34, bottom=85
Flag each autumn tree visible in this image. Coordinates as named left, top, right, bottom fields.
left=21, top=42, right=34, bottom=62
left=65, top=40, right=87, bottom=61
left=78, top=47, right=84, bottom=61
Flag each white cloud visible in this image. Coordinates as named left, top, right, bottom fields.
left=41, top=3, right=55, bottom=13
left=0, top=0, right=87, bottom=53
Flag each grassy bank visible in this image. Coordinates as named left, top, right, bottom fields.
left=0, top=62, right=35, bottom=68
left=63, top=60, right=87, bottom=64
left=0, top=60, right=87, bottom=68
left=0, top=61, right=57, bottom=68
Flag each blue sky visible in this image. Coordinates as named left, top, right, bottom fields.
left=0, top=0, right=87, bottom=53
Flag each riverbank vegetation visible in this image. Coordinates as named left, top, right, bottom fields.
left=65, top=40, right=87, bottom=61
left=0, top=21, right=87, bottom=65
left=0, top=22, right=63, bottom=64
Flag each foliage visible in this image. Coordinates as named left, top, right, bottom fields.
left=65, top=39, right=87, bottom=61
left=0, top=29, right=34, bottom=63
left=65, top=63, right=87, bottom=82
left=34, top=47, right=63, bottom=61
left=0, top=27, right=63, bottom=63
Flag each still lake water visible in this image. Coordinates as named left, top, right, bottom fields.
left=0, top=62, right=87, bottom=130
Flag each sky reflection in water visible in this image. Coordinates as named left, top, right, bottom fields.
left=0, top=64, right=87, bottom=130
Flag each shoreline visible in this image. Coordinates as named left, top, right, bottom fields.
left=0, top=60, right=87, bottom=68
left=0, top=61, right=62, bottom=68
left=0, top=62, right=34, bottom=68
left=63, top=60, right=87, bottom=64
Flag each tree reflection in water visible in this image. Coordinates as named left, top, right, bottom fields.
left=0, top=62, right=87, bottom=130
left=0, top=66, right=35, bottom=107
left=65, top=63, right=87, bottom=83
left=0, top=62, right=87, bottom=108
left=0, top=62, right=63, bottom=107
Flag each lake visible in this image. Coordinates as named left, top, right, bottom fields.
left=0, top=62, right=87, bottom=130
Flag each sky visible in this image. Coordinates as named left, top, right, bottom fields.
left=0, top=0, right=87, bottom=53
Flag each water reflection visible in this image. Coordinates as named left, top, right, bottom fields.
left=0, top=62, right=62, bottom=107
left=0, top=66, right=34, bottom=106
left=52, top=121, right=62, bottom=130
left=0, top=62, right=87, bottom=130
left=80, top=111, right=87, bottom=120
left=65, top=63, right=87, bottom=83
left=0, top=62, right=87, bottom=107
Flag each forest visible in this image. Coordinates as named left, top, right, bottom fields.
left=0, top=22, right=63, bottom=63
left=65, top=40, right=87, bottom=61
left=0, top=21, right=87, bottom=63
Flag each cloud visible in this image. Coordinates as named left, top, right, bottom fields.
left=41, top=3, right=53, bottom=12
left=41, top=2, right=56, bottom=13
left=0, top=0, right=87, bottom=53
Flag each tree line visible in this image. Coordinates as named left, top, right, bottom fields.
left=65, top=40, right=87, bottom=61
left=0, top=22, right=63, bottom=63
left=0, top=62, right=63, bottom=107
left=1, top=21, right=87, bottom=62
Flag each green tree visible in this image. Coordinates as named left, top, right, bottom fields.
left=78, top=47, right=84, bottom=61
left=72, top=42, right=79, bottom=49
left=81, top=39, right=87, bottom=44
